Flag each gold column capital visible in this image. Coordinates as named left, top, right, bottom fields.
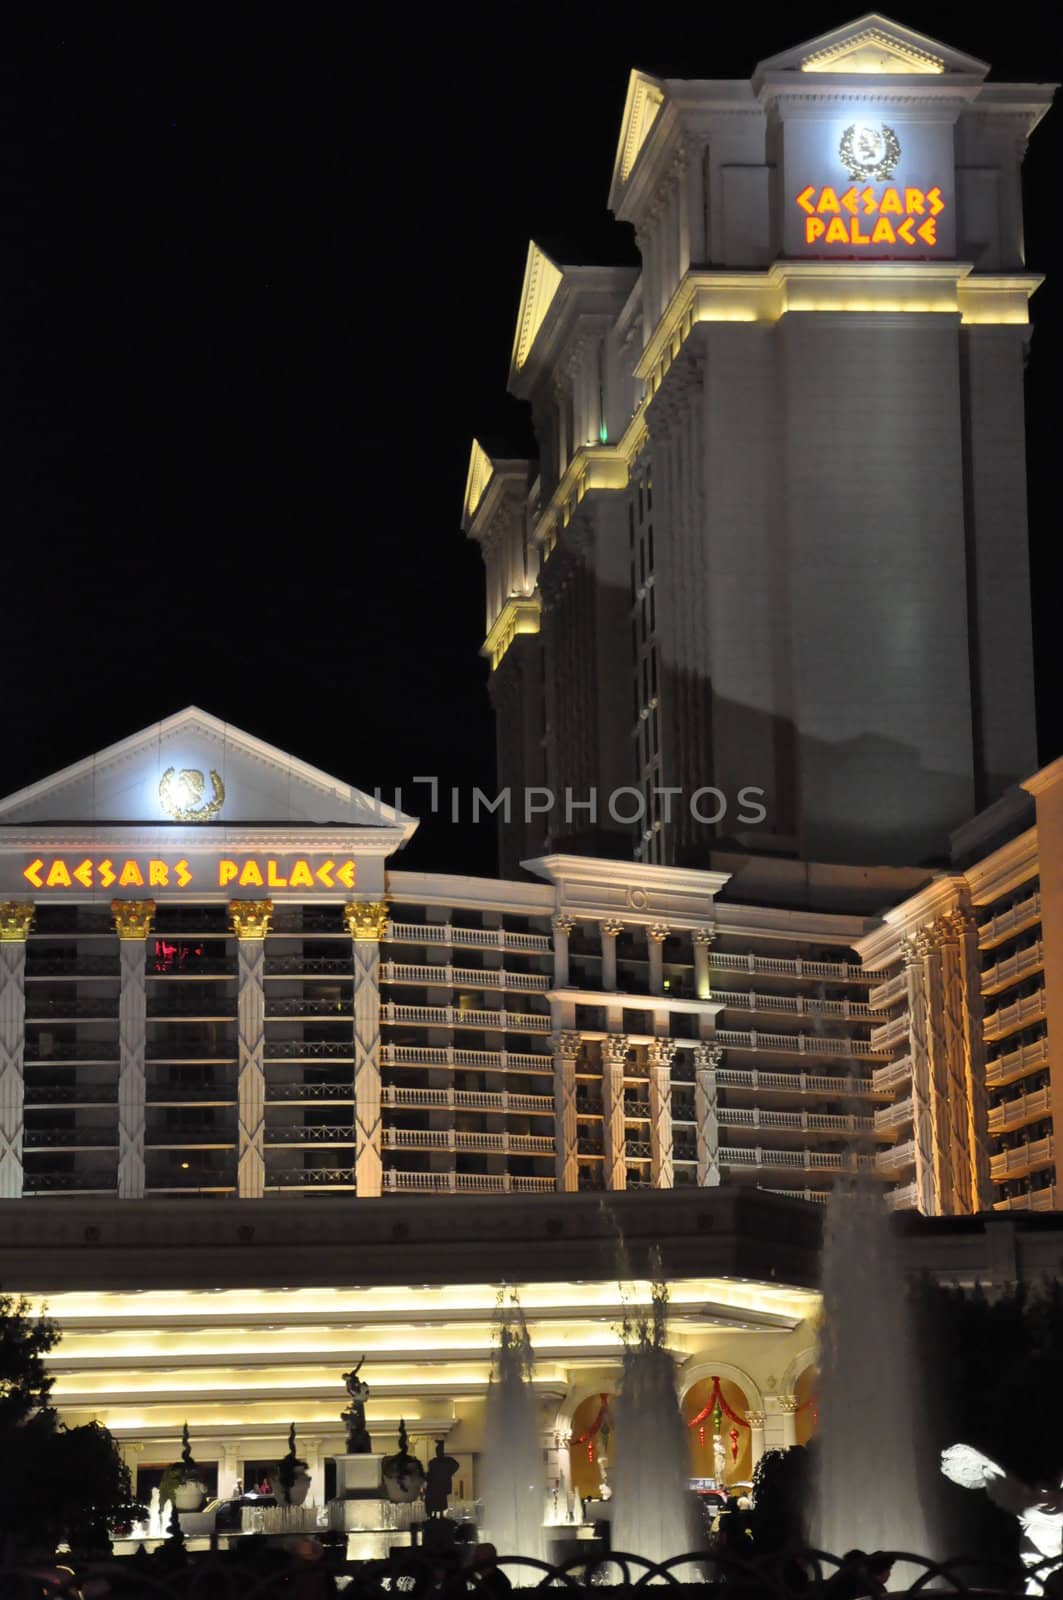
left=111, top=899, right=156, bottom=940
left=647, top=923, right=671, bottom=943
left=0, top=901, right=35, bottom=942
left=344, top=900, right=389, bottom=941
left=229, top=899, right=273, bottom=940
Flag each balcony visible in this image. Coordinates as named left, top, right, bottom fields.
left=989, top=1136, right=1054, bottom=1182
left=979, top=892, right=1041, bottom=951
left=267, top=1082, right=354, bottom=1103
left=20, top=1168, right=117, bottom=1193
left=380, top=1045, right=551, bottom=1072
left=382, top=1129, right=555, bottom=1154
left=708, top=951, right=872, bottom=983
left=381, top=1086, right=554, bottom=1115
left=266, top=1167, right=355, bottom=1189
left=23, top=998, right=118, bottom=1021
left=983, top=989, right=1047, bottom=1043
left=873, top=1056, right=914, bottom=1094
left=992, top=1186, right=1059, bottom=1212
left=22, top=1128, right=118, bottom=1149
left=985, top=1037, right=1049, bottom=1088
left=264, top=1040, right=354, bottom=1060
left=265, top=957, right=352, bottom=977
left=22, top=1083, right=116, bottom=1106
left=24, top=956, right=118, bottom=978
left=870, top=1013, right=911, bottom=1053
left=380, top=962, right=550, bottom=993
left=265, top=998, right=353, bottom=1019
left=868, top=971, right=907, bottom=1011
left=624, top=1100, right=651, bottom=1119
left=981, top=942, right=1044, bottom=998
left=713, top=989, right=876, bottom=1021
left=382, top=1003, right=550, bottom=1033
left=875, top=1139, right=917, bottom=1174
left=23, top=1041, right=119, bottom=1064
left=718, top=1146, right=873, bottom=1172
left=714, top=1027, right=879, bottom=1060
left=713, top=1066, right=881, bottom=1098
left=718, top=1106, right=874, bottom=1135
left=386, top=922, right=552, bottom=954
left=988, top=1088, right=1052, bottom=1135
left=874, top=1097, right=914, bottom=1134
left=757, top=1186, right=830, bottom=1204
left=885, top=1181, right=919, bottom=1211
left=266, top=1124, right=355, bottom=1145
left=382, top=1169, right=555, bottom=1193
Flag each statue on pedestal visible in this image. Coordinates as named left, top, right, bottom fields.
left=341, top=1357, right=372, bottom=1454
left=425, top=1437, right=460, bottom=1517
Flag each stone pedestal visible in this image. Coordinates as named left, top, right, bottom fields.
left=335, top=1453, right=385, bottom=1499
left=329, top=1454, right=416, bottom=1561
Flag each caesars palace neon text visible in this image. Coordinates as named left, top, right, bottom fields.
left=20, top=855, right=358, bottom=891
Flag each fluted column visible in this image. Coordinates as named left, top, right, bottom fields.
left=948, top=907, right=991, bottom=1209
left=922, top=925, right=956, bottom=1214
left=550, top=1030, right=581, bottom=1192
left=694, top=1042, right=723, bottom=1187
left=600, top=920, right=624, bottom=992
left=692, top=927, right=715, bottom=1001
left=647, top=925, right=670, bottom=995
left=935, top=912, right=976, bottom=1214
left=903, top=935, right=936, bottom=1215
left=0, top=902, right=34, bottom=1199
left=112, top=899, right=155, bottom=1199
left=779, top=1394, right=799, bottom=1449
left=552, top=915, right=576, bottom=987
left=231, top=899, right=272, bottom=1199
left=601, top=1034, right=629, bottom=1190
left=647, top=1039, right=677, bottom=1188
left=747, top=1410, right=766, bottom=1468
left=345, top=900, right=388, bottom=1198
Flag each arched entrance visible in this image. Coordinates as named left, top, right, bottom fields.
left=567, top=1391, right=615, bottom=1500
left=682, top=1375, right=752, bottom=1486
left=794, top=1364, right=819, bottom=1446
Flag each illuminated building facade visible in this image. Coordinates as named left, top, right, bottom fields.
left=464, top=14, right=1054, bottom=871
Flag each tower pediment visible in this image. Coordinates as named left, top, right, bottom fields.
left=756, top=13, right=988, bottom=81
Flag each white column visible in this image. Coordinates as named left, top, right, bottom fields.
left=747, top=1410, right=766, bottom=1469
left=345, top=901, right=388, bottom=1198
left=600, top=921, right=623, bottom=992
left=779, top=1395, right=799, bottom=1449
left=694, top=1042, right=723, bottom=1187
left=693, top=927, right=715, bottom=1001
left=602, top=1034, right=628, bottom=1190
left=231, top=899, right=272, bottom=1200
left=0, top=902, right=34, bottom=1199
left=220, top=1441, right=242, bottom=1498
left=552, top=915, right=576, bottom=987
left=647, top=1039, right=676, bottom=1189
left=550, top=1030, right=581, bottom=1192
left=647, top=925, right=669, bottom=995
left=113, top=899, right=155, bottom=1199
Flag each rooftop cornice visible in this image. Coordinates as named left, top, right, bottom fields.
left=963, top=827, right=1040, bottom=906
left=1022, top=755, right=1063, bottom=800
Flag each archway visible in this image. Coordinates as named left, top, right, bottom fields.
left=794, top=1364, right=819, bottom=1447
left=567, top=1391, right=615, bottom=1501
left=682, top=1374, right=752, bottom=1487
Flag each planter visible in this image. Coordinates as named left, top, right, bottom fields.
left=278, top=1470, right=312, bottom=1507
left=173, top=1479, right=207, bottom=1512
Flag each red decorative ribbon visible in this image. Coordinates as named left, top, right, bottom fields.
left=687, top=1376, right=749, bottom=1431
left=573, top=1394, right=612, bottom=1463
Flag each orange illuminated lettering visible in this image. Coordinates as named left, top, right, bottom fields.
left=825, top=217, right=849, bottom=244
left=267, top=860, right=288, bottom=888
left=880, top=188, right=903, bottom=216
left=817, top=187, right=841, bottom=214
left=917, top=217, right=937, bottom=246
left=72, top=859, right=94, bottom=889
left=47, top=860, right=73, bottom=888
left=174, top=859, right=192, bottom=888
left=897, top=217, right=916, bottom=245
left=796, top=186, right=816, bottom=213
left=289, top=860, right=314, bottom=889
left=335, top=861, right=357, bottom=890
left=871, top=217, right=896, bottom=245
left=905, top=188, right=925, bottom=215
left=805, top=217, right=826, bottom=244
left=239, top=860, right=265, bottom=888
left=860, top=187, right=877, bottom=214
left=927, top=186, right=945, bottom=216
left=316, top=860, right=335, bottom=889
left=118, top=859, right=144, bottom=888
left=98, top=859, right=116, bottom=888
left=149, top=859, right=169, bottom=887
left=218, top=860, right=239, bottom=887
left=23, top=859, right=45, bottom=888
left=850, top=218, right=870, bottom=244
left=840, top=187, right=860, bottom=215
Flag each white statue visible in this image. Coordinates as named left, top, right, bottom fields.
left=942, top=1444, right=1063, bottom=1594
left=714, top=1432, right=727, bottom=1485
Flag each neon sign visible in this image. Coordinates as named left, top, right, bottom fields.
left=795, top=184, right=945, bottom=249
left=21, top=856, right=358, bottom=891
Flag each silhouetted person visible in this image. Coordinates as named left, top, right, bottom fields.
left=472, top=1542, right=512, bottom=1597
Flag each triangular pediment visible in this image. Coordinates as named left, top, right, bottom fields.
left=462, top=438, right=495, bottom=526
left=608, top=69, right=666, bottom=205
left=757, top=13, right=988, bottom=79
left=0, top=707, right=417, bottom=836
left=509, top=242, right=564, bottom=378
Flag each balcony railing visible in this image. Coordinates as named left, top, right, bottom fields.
left=713, top=989, right=876, bottom=1020
left=23, top=1042, right=119, bottom=1063
left=266, top=1167, right=355, bottom=1188
left=987, top=1087, right=1051, bottom=1134
left=382, top=1169, right=555, bottom=1193
left=714, top=1028, right=880, bottom=1059
left=869, top=1013, right=911, bottom=1052
left=718, top=1106, right=875, bottom=1134
left=382, top=1129, right=555, bottom=1154
left=381, top=1086, right=554, bottom=1114
left=713, top=1066, right=881, bottom=1098
left=875, top=1139, right=917, bottom=1174
left=873, top=1097, right=914, bottom=1133
left=867, top=970, right=908, bottom=1011
left=264, top=1041, right=354, bottom=1060
left=885, top=1181, right=919, bottom=1211
left=266, top=1081, right=354, bottom=1101
left=21, top=1083, right=117, bottom=1105
left=985, top=1036, right=1049, bottom=1088
left=22, top=1128, right=118, bottom=1148
left=24, top=957, right=118, bottom=978
left=981, top=941, right=1045, bottom=997
left=381, top=962, right=550, bottom=993
left=380, top=1045, right=551, bottom=1072
left=386, top=922, right=552, bottom=954
left=708, top=951, right=876, bottom=983
left=989, top=1135, right=1054, bottom=1181
left=719, top=1146, right=874, bottom=1172
left=983, top=989, right=1047, bottom=1043
left=872, top=1056, right=914, bottom=1094
left=20, top=1169, right=117, bottom=1192
left=23, top=998, right=118, bottom=1020
left=266, top=1124, right=356, bottom=1144
left=382, top=1003, right=551, bottom=1033
left=979, top=892, right=1041, bottom=951
left=265, top=957, right=352, bottom=977
left=992, top=1185, right=1058, bottom=1212
left=265, top=999, right=353, bottom=1018
left=757, top=1186, right=830, bottom=1204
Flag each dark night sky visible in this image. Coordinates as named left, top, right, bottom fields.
left=4, top=4, right=1061, bottom=877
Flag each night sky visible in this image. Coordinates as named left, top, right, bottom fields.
left=5, top=5, right=1062, bottom=876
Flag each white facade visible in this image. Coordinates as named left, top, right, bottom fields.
left=464, top=14, right=1054, bottom=869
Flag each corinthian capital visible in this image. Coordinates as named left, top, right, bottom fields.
left=646, top=1039, right=678, bottom=1071
left=550, top=1030, right=583, bottom=1059
left=343, top=900, right=389, bottom=941
left=602, top=1034, right=630, bottom=1069
left=0, top=901, right=35, bottom=942
left=693, top=1043, right=724, bottom=1072
left=111, top=899, right=156, bottom=940
left=229, top=899, right=274, bottom=940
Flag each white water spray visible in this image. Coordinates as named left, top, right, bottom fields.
left=481, top=1293, right=547, bottom=1576
left=813, top=1181, right=933, bottom=1568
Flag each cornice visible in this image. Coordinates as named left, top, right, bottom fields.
left=0, top=825, right=409, bottom=854
left=963, top=827, right=1039, bottom=907
left=1021, top=756, right=1063, bottom=801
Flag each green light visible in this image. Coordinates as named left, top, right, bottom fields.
left=599, top=421, right=609, bottom=444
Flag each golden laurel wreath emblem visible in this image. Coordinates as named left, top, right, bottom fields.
left=838, top=123, right=901, bottom=181
left=159, top=766, right=226, bottom=822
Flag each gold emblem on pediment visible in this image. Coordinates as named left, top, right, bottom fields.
left=159, top=766, right=226, bottom=822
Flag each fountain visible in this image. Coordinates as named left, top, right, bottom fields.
left=481, top=1291, right=548, bottom=1575
left=813, top=1179, right=933, bottom=1570
left=611, top=1278, right=696, bottom=1571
